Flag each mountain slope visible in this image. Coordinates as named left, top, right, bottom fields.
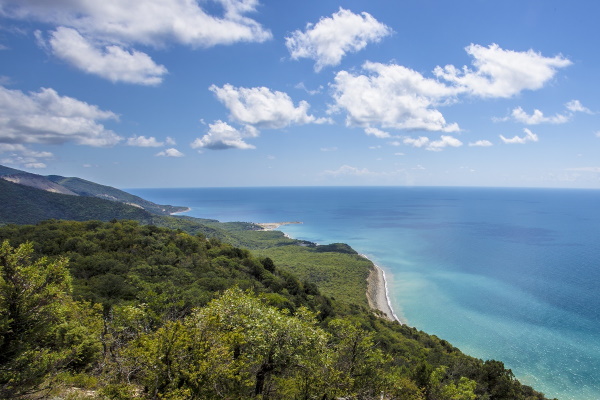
left=0, top=164, right=187, bottom=215
left=0, top=178, right=155, bottom=225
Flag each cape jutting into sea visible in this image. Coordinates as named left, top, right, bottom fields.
left=130, top=186, right=600, bottom=400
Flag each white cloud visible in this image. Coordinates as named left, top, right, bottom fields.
left=0, top=85, right=122, bottom=147
left=330, top=62, right=459, bottom=133
left=4, top=0, right=271, bottom=83
left=165, top=136, right=176, bottom=145
left=469, top=140, right=493, bottom=147
left=0, top=143, right=54, bottom=168
left=364, top=127, right=391, bottom=138
left=320, top=147, right=338, bottom=152
left=508, top=106, right=569, bottom=125
left=2, top=0, right=271, bottom=47
left=210, top=84, right=325, bottom=129
left=565, top=100, right=592, bottom=114
left=155, top=148, right=184, bottom=157
left=434, top=43, right=571, bottom=98
left=286, top=8, right=392, bottom=72
left=48, top=27, right=167, bottom=85
left=595, top=131, right=600, bottom=138
left=403, top=135, right=462, bottom=151
left=24, top=162, right=46, bottom=168
left=127, top=135, right=164, bottom=147
left=427, top=135, right=463, bottom=151
left=190, top=120, right=256, bottom=150
left=403, top=136, right=430, bottom=148
left=497, top=100, right=591, bottom=125
left=295, top=82, right=323, bottom=95
left=322, top=165, right=373, bottom=177
left=500, top=128, right=539, bottom=144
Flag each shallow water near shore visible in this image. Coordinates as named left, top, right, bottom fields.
left=129, top=186, right=600, bottom=400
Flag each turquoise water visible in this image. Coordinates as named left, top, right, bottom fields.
left=129, top=186, right=600, bottom=400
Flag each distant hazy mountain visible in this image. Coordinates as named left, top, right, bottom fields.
left=0, top=165, right=188, bottom=215
left=0, top=178, right=155, bottom=225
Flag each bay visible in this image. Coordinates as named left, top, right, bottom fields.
left=129, top=186, right=600, bottom=400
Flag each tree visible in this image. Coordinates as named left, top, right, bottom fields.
left=327, top=318, right=391, bottom=398
left=0, top=240, right=102, bottom=398
left=429, top=366, right=477, bottom=400
left=125, top=287, right=331, bottom=399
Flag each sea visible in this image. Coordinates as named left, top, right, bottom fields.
left=129, top=186, right=600, bottom=400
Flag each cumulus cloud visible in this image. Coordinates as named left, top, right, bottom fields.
left=565, top=100, right=592, bottom=114
left=403, top=136, right=430, bottom=148
left=0, top=143, right=53, bottom=168
left=469, top=140, right=493, bottom=147
left=127, top=135, right=165, bottom=147
left=330, top=62, right=460, bottom=133
left=403, top=135, right=462, bottom=151
left=155, top=148, right=184, bottom=157
left=506, top=106, right=569, bottom=125
left=427, top=135, right=463, bottom=151
left=364, top=127, right=391, bottom=138
left=500, top=128, right=539, bottom=144
left=3, top=0, right=271, bottom=83
left=47, top=27, right=167, bottom=85
left=1, top=0, right=271, bottom=47
left=434, top=43, right=571, bottom=98
left=191, top=120, right=257, bottom=150
left=496, top=100, right=591, bottom=125
left=0, top=85, right=122, bottom=147
left=210, top=84, right=326, bottom=129
left=286, top=8, right=392, bottom=72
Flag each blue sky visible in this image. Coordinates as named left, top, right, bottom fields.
left=1, top=0, right=599, bottom=188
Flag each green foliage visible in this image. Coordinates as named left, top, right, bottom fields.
left=254, top=244, right=373, bottom=306
left=125, top=288, right=331, bottom=399
left=0, top=240, right=102, bottom=398
left=0, top=179, right=155, bottom=226
left=0, top=221, right=554, bottom=400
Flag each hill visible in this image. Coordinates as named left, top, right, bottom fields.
left=0, top=178, right=155, bottom=225
left=0, top=164, right=188, bottom=215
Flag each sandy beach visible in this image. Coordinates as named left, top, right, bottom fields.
left=366, top=261, right=400, bottom=323
left=170, top=207, right=191, bottom=215
left=255, top=223, right=399, bottom=323
left=255, top=221, right=302, bottom=230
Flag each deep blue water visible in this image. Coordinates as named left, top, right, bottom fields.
left=129, top=186, right=600, bottom=400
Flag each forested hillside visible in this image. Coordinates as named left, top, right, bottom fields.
left=0, top=220, right=553, bottom=399
left=0, top=164, right=188, bottom=216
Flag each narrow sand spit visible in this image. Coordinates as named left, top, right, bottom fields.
left=256, top=221, right=302, bottom=230
left=365, top=259, right=401, bottom=323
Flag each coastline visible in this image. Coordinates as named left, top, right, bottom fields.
left=255, top=221, right=401, bottom=324
left=255, top=221, right=302, bottom=231
left=364, top=255, right=401, bottom=323
left=170, top=207, right=191, bottom=215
